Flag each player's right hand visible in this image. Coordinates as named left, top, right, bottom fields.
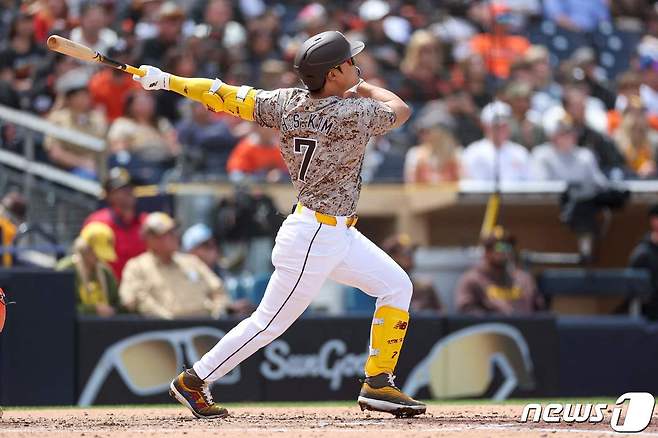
left=133, top=65, right=171, bottom=91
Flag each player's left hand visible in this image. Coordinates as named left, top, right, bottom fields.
left=133, top=65, right=171, bottom=91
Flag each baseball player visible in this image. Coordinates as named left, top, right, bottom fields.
left=133, top=31, right=426, bottom=418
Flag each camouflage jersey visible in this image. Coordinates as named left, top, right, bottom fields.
left=254, top=88, right=397, bottom=216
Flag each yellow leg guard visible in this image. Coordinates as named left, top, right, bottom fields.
left=364, top=305, right=409, bottom=377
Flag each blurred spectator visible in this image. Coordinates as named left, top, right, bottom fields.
left=381, top=234, right=441, bottom=314
left=182, top=223, right=255, bottom=315
left=56, top=222, right=121, bottom=316
left=226, top=124, right=286, bottom=182
left=84, top=167, right=147, bottom=279
left=613, top=96, right=658, bottom=178
left=452, top=54, right=494, bottom=110
left=176, top=102, right=237, bottom=174
left=404, top=102, right=460, bottom=183
left=469, top=3, right=530, bottom=79
left=360, top=0, right=405, bottom=71
left=502, top=82, right=545, bottom=149
left=0, top=191, right=26, bottom=267
left=44, top=69, right=107, bottom=180
left=259, top=59, right=298, bottom=90
left=136, top=2, right=186, bottom=66
left=444, top=89, right=483, bottom=146
left=526, top=45, right=562, bottom=118
left=639, top=56, right=658, bottom=117
left=455, top=226, right=544, bottom=315
left=31, top=0, right=71, bottom=42
left=0, top=12, right=46, bottom=95
left=628, top=204, right=658, bottom=319
left=563, top=85, right=627, bottom=175
left=543, top=0, right=610, bottom=32
left=69, top=3, right=118, bottom=55
left=107, top=90, right=181, bottom=183
left=570, top=47, right=616, bottom=110
left=156, top=48, right=199, bottom=123
left=88, top=42, right=141, bottom=122
left=397, top=30, right=449, bottom=105
left=531, top=106, right=608, bottom=189
left=119, top=212, right=230, bottom=319
left=461, top=101, right=530, bottom=182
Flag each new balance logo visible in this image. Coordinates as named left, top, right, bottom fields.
left=393, top=321, right=408, bottom=330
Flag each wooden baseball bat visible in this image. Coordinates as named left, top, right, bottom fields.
left=47, top=35, right=145, bottom=77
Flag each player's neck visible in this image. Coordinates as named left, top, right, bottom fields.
left=310, top=84, right=344, bottom=99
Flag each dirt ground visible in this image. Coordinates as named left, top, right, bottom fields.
left=1, top=405, right=657, bottom=438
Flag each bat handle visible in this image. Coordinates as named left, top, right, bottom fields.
left=125, top=65, right=146, bottom=77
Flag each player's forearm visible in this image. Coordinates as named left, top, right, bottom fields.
left=169, top=75, right=258, bottom=121
left=357, top=81, right=411, bottom=128
left=169, top=75, right=215, bottom=102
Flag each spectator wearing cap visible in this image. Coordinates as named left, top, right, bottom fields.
left=226, top=124, right=286, bottom=182
left=613, top=96, right=658, bottom=178
left=44, top=69, right=108, bottom=180
left=629, top=204, right=658, bottom=319
left=502, top=82, right=545, bottom=149
left=468, top=3, right=530, bottom=79
left=119, top=212, right=231, bottom=319
left=136, top=1, right=186, bottom=66
left=84, top=167, right=147, bottom=279
left=455, top=226, right=544, bottom=315
left=530, top=106, right=608, bottom=189
left=562, top=85, right=626, bottom=175
left=69, top=3, right=118, bottom=56
left=381, top=234, right=442, bottom=314
left=56, top=222, right=121, bottom=317
left=543, top=0, right=610, bottom=33
left=88, top=41, right=141, bottom=122
left=404, top=101, right=460, bottom=184
left=182, top=223, right=255, bottom=316
left=461, top=101, right=530, bottom=182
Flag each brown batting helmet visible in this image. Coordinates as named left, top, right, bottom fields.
left=294, top=31, right=364, bottom=92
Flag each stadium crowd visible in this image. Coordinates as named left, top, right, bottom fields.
left=1, top=0, right=658, bottom=184
left=3, top=0, right=658, bottom=318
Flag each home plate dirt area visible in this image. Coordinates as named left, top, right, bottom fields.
left=2, top=405, right=657, bottom=437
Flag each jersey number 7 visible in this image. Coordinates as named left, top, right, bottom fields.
left=293, top=137, right=317, bottom=182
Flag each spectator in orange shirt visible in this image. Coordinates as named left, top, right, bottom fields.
left=88, top=42, right=140, bottom=121
left=469, top=3, right=530, bottom=79
left=227, top=125, right=287, bottom=182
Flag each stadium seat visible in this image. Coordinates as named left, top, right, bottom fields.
left=526, top=20, right=588, bottom=63
left=591, top=22, right=642, bottom=80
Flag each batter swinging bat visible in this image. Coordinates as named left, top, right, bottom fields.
left=46, top=35, right=145, bottom=77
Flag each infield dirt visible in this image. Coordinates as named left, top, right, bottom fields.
left=1, top=405, right=656, bottom=437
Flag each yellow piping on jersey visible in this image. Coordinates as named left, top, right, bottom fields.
left=169, top=75, right=258, bottom=121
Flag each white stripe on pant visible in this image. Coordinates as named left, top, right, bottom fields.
left=193, top=210, right=413, bottom=382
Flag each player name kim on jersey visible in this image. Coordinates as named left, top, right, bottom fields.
left=281, top=112, right=336, bottom=136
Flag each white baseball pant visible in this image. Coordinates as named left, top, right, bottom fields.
left=193, top=206, right=413, bottom=382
